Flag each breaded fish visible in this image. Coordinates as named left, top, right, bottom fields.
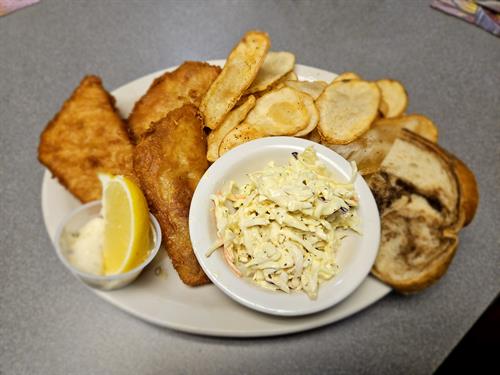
left=38, top=76, right=135, bottom=203
left=128, top=61, right=221, bottom=141
left=134, top=105, right=210, bottom=286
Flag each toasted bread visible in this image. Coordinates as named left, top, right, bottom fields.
left=367, top=130, right=467, bottom=292
left=448, top=156, right=479, bottom=227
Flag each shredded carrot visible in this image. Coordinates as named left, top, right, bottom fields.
left=223, top=246, right=241, bottom=276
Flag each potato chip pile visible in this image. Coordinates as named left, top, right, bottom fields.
left=201, top=30, right=439, bottom=176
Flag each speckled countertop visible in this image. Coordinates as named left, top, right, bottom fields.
left=1, top=1, right=499, bottom=374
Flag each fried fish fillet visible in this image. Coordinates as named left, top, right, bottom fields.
left=134, top=105, right=210, bottom=286
left=38, top=76, right=135, bottom=203
left=128, top=61, right=221, bottom=141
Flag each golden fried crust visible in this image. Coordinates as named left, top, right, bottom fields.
left=134, top=105, right=210, bottom=286
left=38, top=76, right=135, bottom=203
left=128, top=61, right=221, bottom=141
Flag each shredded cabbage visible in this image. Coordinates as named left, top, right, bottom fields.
left=208, top=146, right=359, bottom=299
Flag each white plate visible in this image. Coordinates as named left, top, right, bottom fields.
left=190, top=137, right=381, bottom=316
left=41, top=61, right=391, bottom=337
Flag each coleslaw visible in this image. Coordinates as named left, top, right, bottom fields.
left=207, top=146, right=359, bottom=299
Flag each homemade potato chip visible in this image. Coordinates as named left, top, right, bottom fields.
left=271, top=82, right=286, bottom=91
left=292, top=91, right=319, bottom=137
left=333, top=72, right=361, bottom=82
left=316, top=80, right=381, bottom=144
left=218, top=123, right=263, bottom=156
left=246, top=51, right=295, bottom=94
left=378, top=97, right=389, bottom=116
left=235, top=70, right=289, bottom=105
left=269, top=71, right=298, bottom=91
left=244, top=86, right=311, bottom=133
left=219, top=86, right=314, bottom=154
left=284, top=80, right=327, bottom=100
left=206, top=95, right=256, bottom=162
left=376, top=114, right=438, bottom=142
left=251, top=70, right=291, bottom=97
left=281, top=71, right=298, bottom=81
left=376, top=79, right=408, bottom=118
left=200, top=31, right=270, bottom=129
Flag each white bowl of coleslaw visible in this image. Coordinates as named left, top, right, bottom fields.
left=189, top=137, right=380, bottom=316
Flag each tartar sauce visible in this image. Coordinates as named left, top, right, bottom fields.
left=63, top=217, right=105, bottom=275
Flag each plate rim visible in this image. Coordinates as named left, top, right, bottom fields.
left=189, top=136, right=381, bottom=316
left=40, top=61, right=391, bottom=337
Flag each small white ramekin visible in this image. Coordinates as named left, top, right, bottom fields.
left=53, top=200, right=162, bottom=290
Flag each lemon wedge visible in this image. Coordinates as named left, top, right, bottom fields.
left=98, top=173, right=151, bottom=275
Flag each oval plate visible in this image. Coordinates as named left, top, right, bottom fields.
left=41, top=61, right=391, bottom=337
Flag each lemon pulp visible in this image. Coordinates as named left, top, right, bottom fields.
left=99, top=173, right=151, bottom=275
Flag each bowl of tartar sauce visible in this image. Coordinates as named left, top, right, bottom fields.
left=54, top=201, right=162, bottom=290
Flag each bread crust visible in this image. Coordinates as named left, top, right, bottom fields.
left=372, top=237, right=459, bottom=293
left=449, top=156, right=479, bottom=227
left=370, top=130, right=466, bottom=293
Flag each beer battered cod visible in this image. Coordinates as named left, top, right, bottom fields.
left=128, top=61, right=221, bottom=141
left=133, top=105, right=210, bottom=286
left=38, top=76, right=135, bottom=203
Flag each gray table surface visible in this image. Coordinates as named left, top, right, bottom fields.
left=1, top=0, right=499, bottom=374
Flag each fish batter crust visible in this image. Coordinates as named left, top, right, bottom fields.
left=128, top=61, right=220, bottom=141
left=134, top=105, right=210, bottom=286
left=38, top=76, right=135, bottom=203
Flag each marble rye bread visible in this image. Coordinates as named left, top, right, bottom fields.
left=366, top=130, right=478, bottom=293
